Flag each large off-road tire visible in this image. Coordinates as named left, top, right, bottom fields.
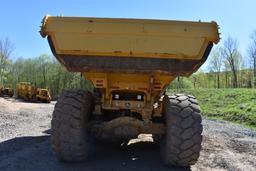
left=161, top=94, right=202, bottom=167
left=51, top=90, right=93, bottom=162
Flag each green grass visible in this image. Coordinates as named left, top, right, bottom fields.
left=167, top=88, right=256, bottom=129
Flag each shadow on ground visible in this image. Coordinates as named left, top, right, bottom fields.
left=0, top=133, right=191, bottom=171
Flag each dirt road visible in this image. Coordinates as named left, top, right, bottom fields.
left=0, top=97, right=255, bottom=171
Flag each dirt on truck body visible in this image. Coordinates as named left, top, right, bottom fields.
left=40, top=16, right=220, bottom=167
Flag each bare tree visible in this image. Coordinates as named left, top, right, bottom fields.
left=223, top=60, right=230, bottom=88
left=221, top=36, right=241, bottom=88
left=248, top=30, right=256, bottom=87
left=0, top=38, right=14, bottom=83
left=209, top=47, right=223, bottom=88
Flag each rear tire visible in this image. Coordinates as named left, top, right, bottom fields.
left=51, top=90, right=93, bottom=162
left=161, top=94, right=202, bottom=167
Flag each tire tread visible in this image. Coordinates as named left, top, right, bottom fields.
left=161, top=94, right=202, bottom=166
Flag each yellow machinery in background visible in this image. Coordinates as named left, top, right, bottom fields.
left=16, top=82, right=36, bottom=100
left=36, top=88, right=51, bottom=103
left=0, top=84, right=14, bottom=97
left=16, top=82, right=51, bottom=103
left=41, top=16, right=220, bottom=167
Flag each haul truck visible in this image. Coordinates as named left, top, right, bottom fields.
left=40, top=16, right=220, bottom=166
left=16, top=82, right=51, bottom=103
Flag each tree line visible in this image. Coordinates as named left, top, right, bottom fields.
left=0, top=40, right=92, bottom=98
left=0, top=31, right=256, bottom=98
left=170, top=32, right=256, bottom=89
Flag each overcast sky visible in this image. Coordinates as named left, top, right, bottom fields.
left=1, top=0, right=255, bottom=67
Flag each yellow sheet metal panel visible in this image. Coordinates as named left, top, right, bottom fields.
left=41, top=16, right=220, bottom=60
left=84, top=72, right=174, bottom=101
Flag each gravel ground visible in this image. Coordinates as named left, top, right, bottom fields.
left=0, top=97, right=255, bottom=171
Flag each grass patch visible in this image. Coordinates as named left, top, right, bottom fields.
left=167, top=88, right=256, bottom=129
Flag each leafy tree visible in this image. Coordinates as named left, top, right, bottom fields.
left=0, top=38, right=14, bottom=83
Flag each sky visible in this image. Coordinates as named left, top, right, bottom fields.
left=0, top=0, right=256, bottom=64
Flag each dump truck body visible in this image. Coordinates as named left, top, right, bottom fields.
left=41, top=16, right=219, bottom=75
left=41, top=16, right=220, bottom=166
left=16, top=82, right=36, bottom=100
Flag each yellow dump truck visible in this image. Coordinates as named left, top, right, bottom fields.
left=16, top=82, right=36, bottom=100
left=0, top=85, right=14, bottom=97
left=41, top=16, right=220, bottom=167
left=36, top=88, right=51, bottom=103
left=16, top=82, right=51, bottom=103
